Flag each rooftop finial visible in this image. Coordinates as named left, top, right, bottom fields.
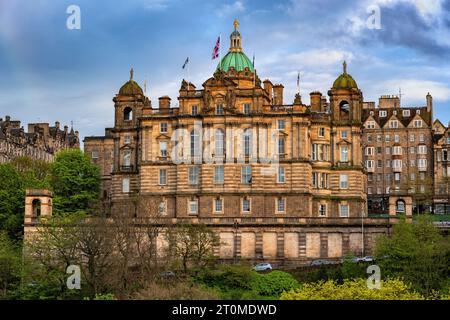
left=343, top=61, right=347, bottom=74
left=234, top=18, right=239, bottom=31
left=130, top=67, right=134, bottom=80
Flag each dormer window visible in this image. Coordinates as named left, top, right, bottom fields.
left=379, top=111, right=387, bottom=117
left=414, top=120, right=423, bottom=128
left=403, top=110, right=410, bottom=117
left=389, top=120, right=398, bottom=128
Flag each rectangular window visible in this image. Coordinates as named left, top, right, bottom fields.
left=122, top=178, right=130, bottom=193
left=159, top=169, right=167, bottom=185
left=318, top=127, right=325, bottom=137
left=319, top=204, right=327, bottom=217
left=188, top=166, right=199, bottom=185
left=366, top=147, right=374, bottom=156
left=191, top=105, right=198, bottom=116
left=277, top=120, right=286, bottom=130
left=418, top=145, right=427, bottom=154
left=389, top=120, right=398, bottom=128
left=409, top=134, right=415, bottom=142
left=312, top=172, right=318, bottom=188
left=394, top=135, right=400, bottom=143
left=341, top=131, right=347, bottom=139
left=418, top=158, right=427, bottom=169
left=385, top=135, right=390, bottom=142
left=277, top=198, right=286, bottom=213
left=419, top=134, right=425, bottom=142
left=91, top=150, right=99, bottom=159
left=385, top=147, right=391, bottom=154
left=278, top=138, right=285, bottom=155
left=214, top=166, right=224, bottom=184
left=366, top=121, right=375, bottom=129
left=365, top=160, right=374, bottom=168
left=189, top=200, right=198, bottom=215
left=242, top=198, right=251, bottom=213
left=379, top=111, right=387, bottom=117
left=393, top=146, right=402, bottom=155
left=124, top=136, right=131, bottom=144
left=160, top=141, right=168, bottom=157
left=377, top=147, right=382, bottom=155
left=403, top=110, right=410, bottom=117
left=394, top=173, right=401, bottom=181
left=214, top=198, right=223, bottom=213
left=377, top=160, right=382, bottom=168
left=216, top=104, right=224, bottom=115
left=414, top=120, right=423, bottom=128
left=339, top=174, right=348, bottom=189
left=339, top=204, right=349, bottom=217
left=410, top=146, right=415, bottom=154
left=123, top=150, right=131, bottom=166
left=340, top=145, right=348, bottom=162
left=386, top=160, right=391, bottom=167
left=160, top=123, right=168, bottom=133
left=278, top=167, right=286, bottom=183
left=242, top=165, right=252, bottom=184
left=312, top=144, right=318, bottom=161
left=367, top=134, right=372, bottom=143
left=410, top=159, right=416, bottom=166
left=243, top=103, right=251, bottom=115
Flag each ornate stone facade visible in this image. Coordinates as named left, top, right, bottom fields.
left=0, top=116, right=80, bottom=163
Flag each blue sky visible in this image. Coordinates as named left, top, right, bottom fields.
left=0, top=0, right=449, bottom=142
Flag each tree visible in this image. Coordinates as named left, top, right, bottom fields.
left=280, top=278, right=424, bottom=300
left=374, top=215, right=450, bottom=297
left=0, top=232, right=21, bottom=297
left=0, top=164, right=25, bottom=239
left=49, top=149, right=100, bottom=215
left=165, top=224, right=220, bottom=273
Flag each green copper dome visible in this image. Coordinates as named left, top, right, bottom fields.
left=217, top=51, right=254, bottom=72
left=119, top=80, right=144, bottom=96
left=119, top=68, right=144, bottom=96
left=332, top=61, right=358, bottom=89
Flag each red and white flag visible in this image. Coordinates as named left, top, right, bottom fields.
left=212, top=36, right=220, bottom=60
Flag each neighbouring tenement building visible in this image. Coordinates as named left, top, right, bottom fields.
left=432, top=120, right=450, bottom=214
left=0, top=116, right=80, bottom=163
left=84, top=21, right=428, bottom=264
left=361, top=95, right=434, bottom=215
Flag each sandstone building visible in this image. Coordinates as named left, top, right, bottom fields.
left=432, top=120, right=450, bottom=214
left=0, top=116, right=80, bottom=163
left=84, top=21, right=398, bottom=264
left=361, top=95, right=434, bottom=215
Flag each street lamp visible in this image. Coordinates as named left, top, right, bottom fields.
left=233, top=219, right=239, bottom=264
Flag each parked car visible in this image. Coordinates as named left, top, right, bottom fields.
left=158, top=271, right=176, bottom=278
left=253, top=263, right=273, bottom=272
left=310, top=259, right=333, bottom=267
left=357, top=256, right=375, bottom=263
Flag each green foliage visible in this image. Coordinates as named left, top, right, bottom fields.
left=374, top=215, right=450, bottom=297
left=280, top=278, right=424, bottom=300
left=251, top=271, right=299, bottom=297
left=341, top=254, right=366, bottom=280
left=0, top=232, right=21, bottom=297
left=49, top=149, right=100, bottom=215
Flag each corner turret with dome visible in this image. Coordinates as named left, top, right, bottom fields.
left=119, top=68, right=144, bottom=96
left=332, top=61, right=358, bottom=90
left=216, top=19, right=255, bottom=74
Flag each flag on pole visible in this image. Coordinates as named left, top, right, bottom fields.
left=212, top=36, right=220, bottom=60
left=182, top=57, right=189, bottom=69
left=252, top=54, right=255, bottom=68
left=297, top=71, right=300, bottom=94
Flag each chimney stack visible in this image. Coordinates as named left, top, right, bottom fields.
left=263, top=80, right=273, bottom=104
left=426, top=93, right=433, bottom=114
left=310, top=92, right=322, bottom=112
left=273, top=84, right=284, bottom=105
left=159, top=96, right=171, bottom=110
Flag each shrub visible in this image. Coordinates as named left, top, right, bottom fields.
left=133, top=281, right=218, bottom=300
left=251, top=271, right=299, bottom=297
left=280, top=278, right=424, bottom=300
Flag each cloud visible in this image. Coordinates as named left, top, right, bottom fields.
left=216, top=1, right=245, bottom=18
left=141, top=0, right=172, bottom=11
left=377, top=79, right=450, bottom=103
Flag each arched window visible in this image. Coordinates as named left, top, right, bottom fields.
left=32, top=199, right=41, bottom=217
left=396, top=200, right=406, bottom=214
left=190, top=130, right=200, bottom=159
left=215, top=129, right=225, bottom=157
left=124, top=107, right=133, bottom=121
left=339, top=101, right=350, bottom=120
left=243, top=128, right=252, bottom=157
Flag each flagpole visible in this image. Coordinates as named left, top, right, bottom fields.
left=219, top=33, right=222, bottom=72
left=187, top=57, right=190, bottom=92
